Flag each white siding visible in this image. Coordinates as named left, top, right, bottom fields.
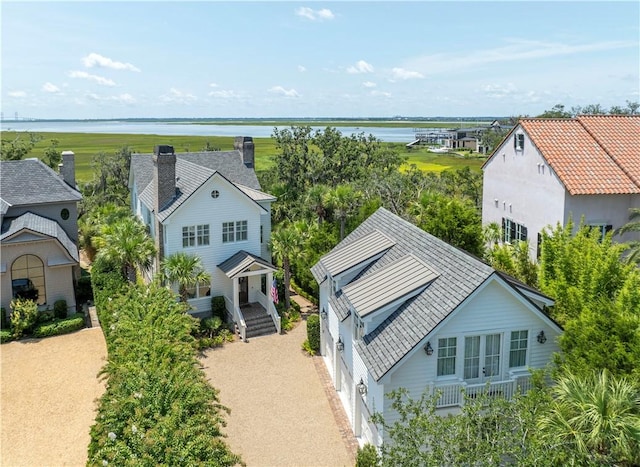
left=565, top=193, right=640, bottom=243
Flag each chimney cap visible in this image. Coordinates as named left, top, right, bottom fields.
left=155, top=145, right=175, bottom=155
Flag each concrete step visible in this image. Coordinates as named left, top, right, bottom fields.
left=243, top=312, right=277, bottom=339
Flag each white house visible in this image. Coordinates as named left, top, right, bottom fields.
left=482, top=115, right=640, bottom=258
left=311, top=208, right=562, bottom=448
left=0, top=153, right=82, bottom=315
left=129, top=138, right=279, bottom=339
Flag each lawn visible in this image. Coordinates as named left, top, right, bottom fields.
left=4, top=131, right=484, bottom=183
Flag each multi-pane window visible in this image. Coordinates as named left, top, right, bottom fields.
left=514, top=133, right=525, bottom=151
left=464, top=336, right=480, bottom=379
left=353, top=313, right=364, bottom=340
left=183, top=224, right=209, bottom=247
left=589, top=224, right=613, bottom=242
left=509, top=330, right=528, bottom=368
left=197, top=224, right=210, bottom=246
left=502, top=218, right=527, bottom=243
left=437, top=337, right=457, bottom=376
left=185, top=280, right=210, bottom=300
left=222, top=221, right=248, bottom=243
left=484, top=334, right=501, bottom=377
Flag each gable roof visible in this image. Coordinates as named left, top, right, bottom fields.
left=0, top=159, right=82, bottom=208
left=487, top=115, right=640, bottom=195
left=132, top=153, right=270, bottom=221
left=1, top=212, right=79, bottom=262
left=218, top=250, right=276, bottom=278
left=314, top=208, right=500, bottom=381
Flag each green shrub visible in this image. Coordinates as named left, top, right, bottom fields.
left=201, top=316, right=223, bottom=337
left=1, top=329, right=13, bottom=343
left=356, top=443, right=379, bottom=467
left=37, top=310, right=55, bottom=324
left=76, top=274, right=93, bottom=303
left=10, top=299, right=38, bottom=338
left=1, top=307, right=6, bottom=329
left=211, top=295, right=226, bottom=321
left=302, top=339, right=315, bottom=356
left=53, top=299, right=68, bottom=319
left=32, top=314, right=85, bottom=338
left=307, top=314, right=320, bottom=354
left=291, top=299, right=301, bottom=314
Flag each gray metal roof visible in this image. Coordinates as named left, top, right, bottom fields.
left=236, top=184, right=277, bottom=202
left=218, top=250, right=276, bottom=278
left=312, top=229, right=395, bottom=281
left=0, top=159, right=82, bottom=207
left=343, top=254, right=438, bottom=317
left=313, top=207, right=496, bottom=382
left=1, top=212, right=79, bottom=262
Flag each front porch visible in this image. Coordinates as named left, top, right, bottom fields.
left=432, top=371, right=533, bottom=408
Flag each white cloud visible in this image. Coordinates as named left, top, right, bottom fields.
left=298, top=65, right=307, bottom=72
left=391, top=67, right=424, bottom=80
left=363, top=81, right=377, bottom=88
left=371, top=90, right=391, bottom=98
left=68, top=70, right=116, bottom=86
left=295, top=7, right=335, bottom=21
left=209, top=83, right=219, bottom=88
left=8, top=90, right=27, bottom=98
left=83, top=92, right=135, bottom=104
left=82, top=53, right=140, bottom=72
left=114, top=93, right=136, bottom=104
left=347, top=60, right=374, bottom=74
left=209, top=90, right=241, bottom=99
left=268, top=86, right=300, bottom=98
left=42, top=82, right=61, bottom=93
left=161, top=87, right=197, bottom=103
left=482, top=83, right=518, bottom=99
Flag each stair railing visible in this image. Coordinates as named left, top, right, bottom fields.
left=225, top=295, right=246, bottom=341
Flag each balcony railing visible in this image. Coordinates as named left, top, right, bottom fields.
left=431, top=372, right=532, bottom=408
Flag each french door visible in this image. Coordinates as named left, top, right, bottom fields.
left=464, top=333, right=501, bottom=383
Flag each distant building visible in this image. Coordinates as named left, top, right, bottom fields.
left=482, top=115, right=640, bottom=258
left=1, top=153, right=82, bottom=314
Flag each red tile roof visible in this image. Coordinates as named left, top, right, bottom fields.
left=519, top=115, right=640, bottom=195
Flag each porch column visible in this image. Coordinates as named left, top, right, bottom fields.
left=233, top=277, right=239, bottom=311
left=267, top=271, right=273, bottom=306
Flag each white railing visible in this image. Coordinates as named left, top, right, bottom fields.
left=258, top=291, right=281, bottom=334
left=433, top=374, right=532, bottom=408
left=224, top=295, right=246, bottom=342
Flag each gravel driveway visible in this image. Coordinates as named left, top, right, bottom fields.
left=1, top=328, right=107, bottom=466
left=201, top=320, right=355, bottom=467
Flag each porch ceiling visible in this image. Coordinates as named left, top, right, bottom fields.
left=218, top=250, right=276, bottom=278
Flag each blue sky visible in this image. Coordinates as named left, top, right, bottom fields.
left=2, top=1, right=638, bottom=119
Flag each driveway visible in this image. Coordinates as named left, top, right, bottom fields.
left=201, top=320, right=356, bottom=467
left=1, top=328, right=107, bottom=466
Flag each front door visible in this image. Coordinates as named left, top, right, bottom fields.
left=238, top=276, right=249, bottom=305
left=463, top=333, right=501, bottom=383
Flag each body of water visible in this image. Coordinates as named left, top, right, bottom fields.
left=0, top=120, right=431, bottom=143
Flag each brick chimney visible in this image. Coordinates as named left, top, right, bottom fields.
left=234, top=136, right=254, bottom=168
left=59, top=151, right=76, bottom=188
left=153, top=145, right=176, bottom=263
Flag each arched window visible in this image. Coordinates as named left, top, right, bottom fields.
left=11, top=254, right=46, bottom=305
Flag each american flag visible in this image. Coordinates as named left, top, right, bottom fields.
left=270, top=278, right=279, bottom=304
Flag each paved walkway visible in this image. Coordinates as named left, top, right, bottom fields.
left=201, top=311, right=357, bottom=466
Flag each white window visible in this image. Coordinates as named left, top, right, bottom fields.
left=353, top=313, right=364, bottom=340
left=437, top=337, right=457, bottom=376
left=484, top=334, right=501, bottom=377
left=514, top=133, right=525, bottom=151
left=183, top=224, right=209, bottom=247
left=502, top=218, right=527, bottom=243
left=222, top=221, right=248, bottom=243
left=185, top=280, right=211, bottom=300
left=464, top=336, right=481, bottom=379
left=589, top=224, right=613, bottom=242
left=509, top=330, right=528, bottom=368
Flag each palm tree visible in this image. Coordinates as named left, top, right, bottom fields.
left=326, top=184, right=361, bottom=241
left=78, top=203, right=130, bottom=262
left=616, top=208, right=640, bottom=264
left=157, top=252, right=211, bottom=303
left=539, top=369, right=640, bottom=465
left=305, top=184, right=330, bottom=225
left=95, top=217, right=156, bottom=283
left=269, top=224, right=303, bottom=309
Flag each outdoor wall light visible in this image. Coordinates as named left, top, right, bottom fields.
left=357, top=378, right=368, bottom=396
left=424, top=341, right=434, bottom=356
left=337, top=337, right=344, bottom=353
left=537, top=330, right=547, bottom=344
left=320, top=309, right=327, bottom=320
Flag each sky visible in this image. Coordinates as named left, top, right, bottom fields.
left=1, top=1, right=639, bottom=119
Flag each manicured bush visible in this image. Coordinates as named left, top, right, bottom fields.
left=53, top=299, right=67, bottom=319
left=76, top=274, right=93, bottom=303
left=10, top=299, right=38, bottom=338
left=1, top=307, right=7, bottom=329
left=356, top=443, right=380, bottom=467
left=307, top=314, right=320, bottom=354
left=211, top=295, right=226, bottom=321
left=37, top=310, right=55, bottom=324
left=32, top=314, right=85, bottom=338
left=1, top=329, right=13, bottom=343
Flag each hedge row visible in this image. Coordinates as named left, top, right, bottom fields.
left=32, top=314, right=85, bottom=338
left=88, top=263, right=241, bottom=465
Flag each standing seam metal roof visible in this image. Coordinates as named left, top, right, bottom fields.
left=218, top=250, right=277, bottom=278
